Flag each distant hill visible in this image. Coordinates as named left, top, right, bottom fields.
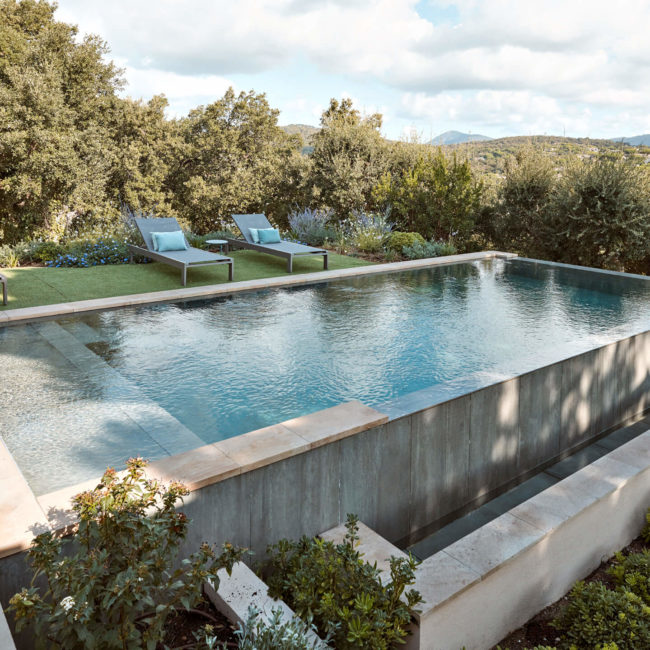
left=281, top=124, right=320, bottom=145
left=611, top=134, right=650, bottom=146
left=429, top=130, right=492, bottom=145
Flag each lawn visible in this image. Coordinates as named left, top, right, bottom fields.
left=0, top=249, right=371, bottom=310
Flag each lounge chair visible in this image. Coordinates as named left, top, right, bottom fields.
left=228, top=214, right=328, bottom=273
left=128, top=217, right=233, bottom=286
left=0, top=272, right=6, bottom=305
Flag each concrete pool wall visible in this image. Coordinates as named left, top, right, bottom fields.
left=1, top=253, right=650, bottom=647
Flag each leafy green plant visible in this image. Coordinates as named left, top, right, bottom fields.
left=264, top=514, right=422, bottom=649
left=386, top=231, right=425, bottom=253
left=0, top=244, right=20, bottom=267
left=30, top=241, right=66, bottom=262
left=401, top=240, right=457, bottom=260
left=607, top=550, right=650, bottom=605
left=8, top=458, right=243, bottom=650
left=552, top=581, right=650, bottom=649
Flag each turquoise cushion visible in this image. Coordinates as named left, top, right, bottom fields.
left=151, top=231, right=187, bottom=252
left=248, top=228, right=260, bottom=243
left=258, top=228, right=282, bottom=244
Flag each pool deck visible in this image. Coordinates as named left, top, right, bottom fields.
left=0, top=251, right=517, bottom=325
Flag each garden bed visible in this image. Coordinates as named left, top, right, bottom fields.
left=495, top=533, right=650, bottom=649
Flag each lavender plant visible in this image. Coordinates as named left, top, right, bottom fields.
left=288, top=208, right=337, bottom=246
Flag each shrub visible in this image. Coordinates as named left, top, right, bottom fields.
left=288, top=208, right=337, bottom=246
left=607, top=550, right=650, bottom=605
left=386, top=231, right=425, bottom=252
left=223, top=606, right=324, bottom=650
left=553, top=581, right=650, bottom=649
left=45, top=238, right=133, bottom=267
left=30, top=241, right=66, bottom=262
left=402, top=240, right=457, bottom=260
left=346, top=210, right=393, bottom=253
left=0, top=244, right=20, bottom=268
left=8, top=458, right=243, bottom=650
left=264, top=514, right=422, bottom=650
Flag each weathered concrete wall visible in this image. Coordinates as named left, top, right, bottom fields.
left=2, top=329, right=649, bottom=648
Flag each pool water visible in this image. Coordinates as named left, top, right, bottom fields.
left=2, top=258, right=650, bottom=495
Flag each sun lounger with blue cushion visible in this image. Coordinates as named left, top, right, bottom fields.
left=228, top=214, right=328, bottom=273
left=128, top=217, right=233, bottom=286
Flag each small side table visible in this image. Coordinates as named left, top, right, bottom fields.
left=205, top=239, right=228, bottom=255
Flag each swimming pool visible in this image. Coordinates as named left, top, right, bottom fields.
left=2, top=257, right=650, bottom=495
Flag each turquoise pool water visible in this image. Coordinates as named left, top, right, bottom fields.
left=2, top=258, right=650, bottom=495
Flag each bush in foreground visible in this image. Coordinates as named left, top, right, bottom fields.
left=8, top=458, right=243, bottom=649
left=264, top=514, right=422, bottom=649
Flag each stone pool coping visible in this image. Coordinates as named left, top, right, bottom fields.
left=0, top=251, right=517, bottom=325
left=0, top=400, right=387, bottom=559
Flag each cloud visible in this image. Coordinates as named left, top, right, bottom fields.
left=54, top=0, right=650, bottom=136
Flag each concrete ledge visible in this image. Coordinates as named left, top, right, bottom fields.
left=1, top=401, right=387, bottom=553
left=406, top=429, right=650, bottom=650
left=204, top=562, right=326, bottom=647
left=0, top=440, right=49, bottom=559
left=0, top=252, right=514, bottom=324
left=0, top=604, right=16, bottom=650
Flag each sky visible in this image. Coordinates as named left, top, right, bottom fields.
left=54, top=0, right=650, bottom=141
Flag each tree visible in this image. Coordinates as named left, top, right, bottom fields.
left=492, top=146, right=557, bottom=255
left=309, top=98, right=388, bottom=220
left=373, top=150, right=483, bottom=243
left=169, top=88, right=301, bottom=233
left=545, top=155, right=650, bottom=270
left=0, top=0, right=123, bottom=244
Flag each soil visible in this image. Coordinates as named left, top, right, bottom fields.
left=494, top=535, right=649, bottom=649
left=158, top=595, right=239, bottom=649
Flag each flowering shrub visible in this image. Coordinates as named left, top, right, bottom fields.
left=45, top=238, right=134, bottom=267
left=345, top=210, right=393, bottom=253
left=288, top=208, right=337, bottom=246
left=8, top=458, right=243, bottom=650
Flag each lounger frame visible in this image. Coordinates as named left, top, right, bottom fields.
left=228, top=214, right=328, bottom=273
left=128, top=218, right=233, bottom=286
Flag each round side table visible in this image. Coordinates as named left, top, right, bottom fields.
left=205, top=239, right=228, bottom=255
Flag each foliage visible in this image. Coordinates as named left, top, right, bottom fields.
left=552, top=581, right=650, bottom=649
left=264, top=514, right=422, bottom=650
left=223, top=606, right=324, bottom=650
left=8, top=458, right=243, bottom=650
left=169, top=88, right=301, bottom=234
left=373, top=151, right=484, bottom=244
left=0, top=0, right=124, bottom=244
left=543, top=155, right=650, bottom=270
left=0, top=244, right=20, bottom=267
left=44, top=238, right=133, bottom=267
left=386, top=231, right=426, bottom=252
left=288, top=207, right=337, bottom=246
left=344, top=210, right=393, bottom=253
left=492, top=146, right=557, bottom=256
left=607, top=550, right=650, bottom=605
left=402, top=240, right=458, bottom=260
left=30, top=241, right=65, bottom=262
left=309, top=98, right=389, bottom=220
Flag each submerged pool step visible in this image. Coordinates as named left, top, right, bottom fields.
left=408, top=414, right=650, bottom=560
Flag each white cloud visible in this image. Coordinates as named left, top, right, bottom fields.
left=54, top=0, right=650, bottom=136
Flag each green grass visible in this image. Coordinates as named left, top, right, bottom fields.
left=0, top=250, right=371, bottom=310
